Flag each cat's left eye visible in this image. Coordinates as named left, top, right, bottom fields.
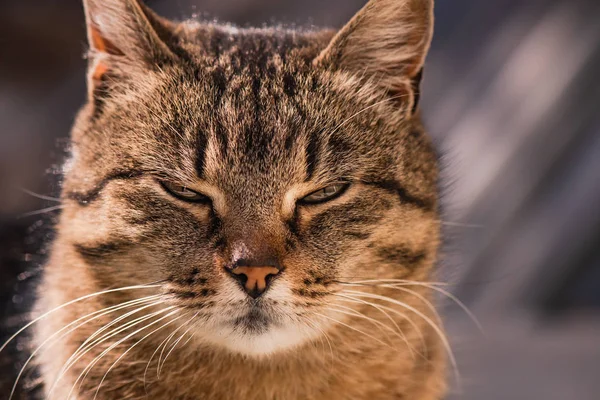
left=299, top=183, right=350, bottom=205
left=160, top=181, right=210, bottom=203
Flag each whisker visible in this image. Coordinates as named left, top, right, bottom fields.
left=340, top=290, right=460, bottom=386
left=383, top=282, right=483, bottom=334
left=365, top=285, right=445, bottom=358
left=313, top=312, right=394, bottom=351
left=440, top=221, right=483, bottom=228
left=69, top=307, right=179, bottom=399
left=143, top=331, right=177, bottom=391
left=340, top=280, right=483, bottom=333
left=302, top=318, right=334, bottom=364
left=155, top=318, right=192, bottom=379
left=337, top=278, right=449, bottom=287
left=318, top=327, right=335, bottom=366
left=333, top=293, right=419, bottom=359
left=48, top=301, right=167, bottom=397
left=323, top=305, right=396, bottom=345
left=0, top=284, right=161, bottom=355
left=93, top=312, right=189, bottom=400
left=158, top=313, right=198, bottom=378
left=340, top=283, right=444, bottom=327
left=8, top=295, right=160, bottom=400
left=142, top=312, right=201, bottom=394
left=180, top=330, right=196, bottom=348
left=335, top=295, right=427, bottom=357
left=19, top=204, right=64, bottom=218
left=57, top=300, right=164, bottom=376
left=336, top=295, right=424, bottom=341
left=20, top=188, right=61, bottom=203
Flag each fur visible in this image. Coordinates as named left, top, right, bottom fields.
left=31, top=0, right=446, bottom=398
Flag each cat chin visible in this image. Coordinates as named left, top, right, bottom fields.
left=185, top=282, right=323, bottom=356
left=195, top=322, right=319, bottom=357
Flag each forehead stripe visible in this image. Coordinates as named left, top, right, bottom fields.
left=304, top=130, right=322, bottom=181
left=195, top=130, right=209, bottom=178
left=66, top=169, right=144, bottom=206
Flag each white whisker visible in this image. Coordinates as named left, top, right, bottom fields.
left=341, top=283, right=444, bottom=327
left=155, top=318, right=191, bottom=379
left=334, top=293, right=419, bottom=359
left=93, top=312, right=189, bottom=400
left=383, top=283, right=483, bottom=334
left=8, top=295, right=160, bottom=400
left=69, top=307, right=178, bottom=399
left=342, top=278, right=448, bottom=287
left=440, top=221, right=483, bottom=228
left=335, top=295, right=427, bottom=357
left=49, top=301, right=167, bottom=397
left=303, top=318, right=334, bottom=364
left=341, top=280, right=483, bottom=333
left=340, top=290, right=460, bottom=386
left=0, top=284, right=161, bottom=355
left=20, top=188, right=61, bottom=203
left=313, top=312, right=394, bottom=351
left=158, top=313, right=198, bottom=378
left=180, top=331, right=195, bottom=348
left=324, top=305, right=395, bottom=345
left=143, top=331, right=176, bottom=389
left=19, top=205, right=64, bottom=218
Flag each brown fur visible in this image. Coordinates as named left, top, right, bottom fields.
left=32, top=0, right=446, bottom=398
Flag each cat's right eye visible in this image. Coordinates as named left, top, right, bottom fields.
left=160, top=181, right=210, bottom=203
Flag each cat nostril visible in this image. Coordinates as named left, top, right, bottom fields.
left=226, top=266, right=280, bottom=299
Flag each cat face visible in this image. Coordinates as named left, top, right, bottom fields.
left=61, top=0, right=438, bottom=355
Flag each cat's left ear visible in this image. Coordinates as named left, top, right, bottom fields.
left=315, top=0, right=433, bottom=115
left=83, top=0, right=176, bottom=100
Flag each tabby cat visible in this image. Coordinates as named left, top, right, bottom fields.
left=24, top=0, right=447, bottom=398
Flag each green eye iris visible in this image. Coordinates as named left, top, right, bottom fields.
left=160, top=181, right=210, bottom=203
left=300, top=183, right=349, bottom=204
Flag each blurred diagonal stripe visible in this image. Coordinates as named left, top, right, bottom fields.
left=425, top=0, right=600, bottom=309
left=426, top=0, right=600, bottom=398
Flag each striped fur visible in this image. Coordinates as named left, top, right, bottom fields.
left=33, top=0, right=446, bottom=399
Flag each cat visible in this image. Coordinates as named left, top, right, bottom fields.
left=16, top=0, right=447, bottom=398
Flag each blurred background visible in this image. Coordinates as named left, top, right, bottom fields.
left=1, top=0, right=599, bottom=398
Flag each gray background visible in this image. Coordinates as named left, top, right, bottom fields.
left=1, top=0, right=599, bottom=399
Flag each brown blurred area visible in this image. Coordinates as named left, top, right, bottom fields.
left=1, top=0, right=599, bottom=399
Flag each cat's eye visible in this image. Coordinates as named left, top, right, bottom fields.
left=299, top=183, right=350, bottom=205
left=160, top=181, right=210, bottom=203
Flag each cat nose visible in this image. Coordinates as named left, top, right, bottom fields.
left=226, top=260, right=281, bottom=299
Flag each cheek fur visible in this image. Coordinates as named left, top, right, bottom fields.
left=31, top=1, right=447, bottom=397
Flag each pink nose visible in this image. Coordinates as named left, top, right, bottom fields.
left=230, top=266, right=280, bottom=298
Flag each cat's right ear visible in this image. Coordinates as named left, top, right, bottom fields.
left=83, top=0, right=176, bottom=102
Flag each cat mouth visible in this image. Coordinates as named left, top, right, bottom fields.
left=206, top=302, right=313, bottom=355
left=230, top=307, right=274, bottom=334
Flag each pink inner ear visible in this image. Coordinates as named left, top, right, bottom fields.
left=91, top=61, right=108, bottom=82
left=90, top=24, right=124, bottom=56
left=89, top=24, right=125, bottom=84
